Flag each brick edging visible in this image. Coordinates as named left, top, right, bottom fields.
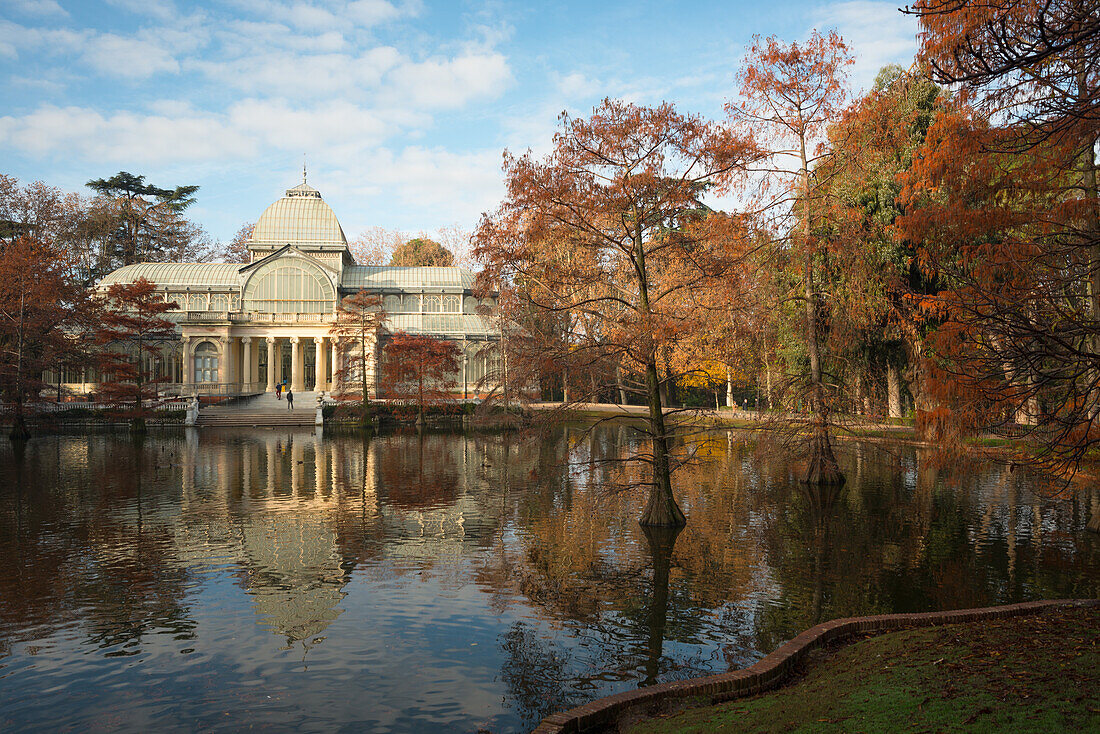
left=531, top=598, right=1100, bottom=734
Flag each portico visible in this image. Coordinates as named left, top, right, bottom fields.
left=179, top=329, right=345, bottom=394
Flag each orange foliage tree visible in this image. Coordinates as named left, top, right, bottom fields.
left=381, top=331, right=461, bottom=419
left=810, top=66, right=946, bottom=424
left=475, top=99, right=756, bottom=527
left=330, top=290, right=385, bottom=421
left=0, top=237, right=95, bottom=439
left=94, top=277, right=178, bottom=432
left=899, top=1, right=1100, bottom=477
left=730, top=31, right=853, bottom=485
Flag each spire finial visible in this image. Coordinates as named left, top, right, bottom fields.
left=302, top=155, right=307, bottom=184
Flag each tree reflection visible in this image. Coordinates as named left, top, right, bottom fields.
left=641, top=525, right=681, bottom=686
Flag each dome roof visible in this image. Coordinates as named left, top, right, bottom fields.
left=249, top=183, right=348, bottom=249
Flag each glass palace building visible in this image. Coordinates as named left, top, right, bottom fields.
left=82, top=180, right=498, bottom=397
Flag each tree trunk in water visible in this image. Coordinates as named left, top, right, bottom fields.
left=887, top=365, right=902, bottom=418
left=9, top=413, right=30, bottom=441
left=640, top=359, right=686, bottom=527
left=804, top=424, right=845, bottom=486
left=632, top=215, right=684, bottom=528
left=799, top=139, right=843, bottom=486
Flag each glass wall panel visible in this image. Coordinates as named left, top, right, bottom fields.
left=193, top=341, right=219, bottom=383
left=243, top=261, right=335, bottom=314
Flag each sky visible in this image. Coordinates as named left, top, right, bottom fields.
left=0, top=0, right=920, bottom=247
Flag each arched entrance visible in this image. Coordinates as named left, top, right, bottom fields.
left=193, top=341, right=219, bottom=384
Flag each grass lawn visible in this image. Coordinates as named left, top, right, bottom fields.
left=626, top=606, right=1099, bottom=734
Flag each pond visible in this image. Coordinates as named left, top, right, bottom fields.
left=0, top=426, right=1097, bottom=732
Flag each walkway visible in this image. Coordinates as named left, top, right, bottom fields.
left=196, top=391, right=320, bottom=427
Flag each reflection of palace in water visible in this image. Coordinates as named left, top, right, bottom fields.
left=172, top=429, right=504, bottom=645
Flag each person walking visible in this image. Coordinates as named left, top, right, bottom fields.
left=276, top=381, right=282, bottom=400
left=286, top=388, right=294, bottom=410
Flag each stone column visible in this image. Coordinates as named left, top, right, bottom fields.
left=251, top=340, right=261, bottom=388
left=241, top=337, right=252, bottom=387
left=330, top=340, right=340, bottom=390
left=181, top=336, right=192, bottom=387
left=220, top=336, right=235, bottom=387
left=266, top=337, right=276, bottom=392
left=291, top=336, right=303, bottom=392
left=315, top=337, right=327, bottom=392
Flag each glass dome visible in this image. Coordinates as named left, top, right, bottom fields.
left=249, top=183, right=348, bottom=249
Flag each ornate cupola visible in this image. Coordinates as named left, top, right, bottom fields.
left=247, top=173, right=355, bottom=273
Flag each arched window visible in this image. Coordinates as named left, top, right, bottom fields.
left=425, top=294, right=442, bottom=313
left=403, top=294, right=420, bottom=313
left=186, top=294, right=205, bottom=311
left=243, top=258, right=335, bottom=314
left=383, top=295, right=401, bottom=313
left=443, top=295, right=460, bottom=313
left=194, top=341, right=219, bottom=383
left=210, top=293, right=229, bottom=311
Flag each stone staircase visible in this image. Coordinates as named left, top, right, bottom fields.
left=196, top=391, right=321, bottom=427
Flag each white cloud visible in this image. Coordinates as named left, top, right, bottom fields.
left=228, top=0, right=415, bottom=32
left=106, top=0, right=177, bottom=22
left=4, top=0, right=68, bottom=17
left=0, top=97, right=405, bottom=165
left=812, top=0, right=918, bottom=93
left=346, top=0, right=403, bottom=26
left=195, top=46, right=401, bottom=98
left=80, top=33, right=181, bottom=78
left=554, top=71, right=600, bottom=99
left=388, top=51, right=512, bottom=109
left=332, top=145, right=504, bottom=229
left=227, top=98, right=394, bottom=151
left=0, top=105, right=254, bottom=162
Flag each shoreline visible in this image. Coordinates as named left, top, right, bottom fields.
left=532, top=599, right=1100, bottom=734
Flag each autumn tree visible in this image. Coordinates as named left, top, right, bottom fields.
left=85, top=172, right=200, bottom=266
left=475, top=99, right=756, bottom=527
left=389, top=237, right=455, bottom=267
left=348, top=226, right=405, bottom=265
left=381, top=331, right=462, bottom=420
left=900, top=1, right=1100, bottom=475
left=730, top=31, right=853, bottom=485
left=0, top=175, right=83, bottom=249
left=0, top=237, right=94, bottom=439
left=220, top=222, right=254, bottom=264
left=95, top=278, right=178, bottom=433
left=812, top=66, right=945, bottom=424
left=330, top=290, right=385, bottom=423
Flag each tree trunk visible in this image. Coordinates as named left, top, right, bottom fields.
left=9, top=413, right=30, bottom=441
left=887, top=364, right=902, bottom=418
left=804, top=424, right=845, bottom=486
left=633, top=220, right=685, bottom=528
left=799, top=140, right=843, bottom=486
left=726, top=365, right=734, bottom=408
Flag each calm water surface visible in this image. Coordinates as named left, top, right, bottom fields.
left=0, top=426, right=1097, bottom=732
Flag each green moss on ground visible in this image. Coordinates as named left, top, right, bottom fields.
left=627, top=606, right=1099, bottom=734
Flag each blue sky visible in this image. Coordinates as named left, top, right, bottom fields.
left=0, top=0, right=918, bottom=248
